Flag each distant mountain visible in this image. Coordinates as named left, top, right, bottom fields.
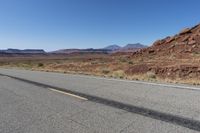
left=50, top=48, right=112, bottom=54
left=104, top=45, right=121, bottom=50
left=103, top=43, right=146, bottom=53
left=123, top=43, right=146, bottom=49
left=51, top=43, right=146, bottom=54
left=0, top=49, right=46, bottom=54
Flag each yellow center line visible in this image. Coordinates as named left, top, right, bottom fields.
left=49, top=88, right=88, bottom=101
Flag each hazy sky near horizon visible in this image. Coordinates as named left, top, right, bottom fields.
left=0, top=0, right=200, bottom=51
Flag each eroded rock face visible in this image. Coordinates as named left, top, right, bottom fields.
left=155, top=65, right=200, bottom=79
left=125, top=64, right=149, bottom=74
left=125, top=63, right=200, bottom=80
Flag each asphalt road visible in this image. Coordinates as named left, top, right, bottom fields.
left=0, top=68, right=200, bottom=133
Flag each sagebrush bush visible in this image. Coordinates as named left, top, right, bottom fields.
left=101, top=68, right=110, bottom=74
left=112, top=70, right=125, bottom=79
left=146, top=71, right=156, bottom=79
left=38, top=63, right=44, bottom=67
left=128, top=61, right=133, bottom=64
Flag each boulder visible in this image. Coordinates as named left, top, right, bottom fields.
left=166, top=37, right=175, bottom=43
left=148, top=49, right=155, bottom=54
left=179, top=28, right=192, bottom=35
left=181, top=36, right=190, bottom=42
left=194, top=36, right=200, bottom=43
left=153, top=39, right=166, bottom=46
left=177, top=42, right=186, bottom=45
left=188, top=40, right=196, bottom=45
left=192, top=45, right=196, bottom=48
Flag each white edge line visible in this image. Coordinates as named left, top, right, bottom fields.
left=68, top=74, right=200, bottom=91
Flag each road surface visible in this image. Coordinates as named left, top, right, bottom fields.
left=0, top=68, right=200, bottom=133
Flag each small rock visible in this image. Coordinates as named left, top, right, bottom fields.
left=177, top=42, right=186, bottom=45
left=156, top=49, right=161, bottom=52
left=169, top=44, right=175, bottom=49
left=148, top=50, right=155, bottom=54
left=175, top=36, right=180, bottom=40
left=166, top=37, right=175, bottom=43
left=192, top=45, right=196, bottom=48
left=194, top=36, right=200, bottom=43
left=181, top=36, right=190, bottom=42
left=188, top=40, right=196, bottom=45
left=179, top=28, right=192, bottom=35
left=153, top=39, right=166, bottom=46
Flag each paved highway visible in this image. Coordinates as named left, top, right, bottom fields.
left=0, top=68, right=200, bottom=133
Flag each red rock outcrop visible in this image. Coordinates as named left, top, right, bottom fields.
left=129, top=23, right=200, bottom=80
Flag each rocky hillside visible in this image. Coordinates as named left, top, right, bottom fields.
left=134, top=23, right=200, bottom=57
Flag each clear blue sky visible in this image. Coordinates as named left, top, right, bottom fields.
left=0, top=0, right=200, bottom=51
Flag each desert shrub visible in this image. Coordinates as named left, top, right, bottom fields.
left=38, top=63, right=44, bottom=67
left=193, top=52, right=200, bottom=57
left=119, top=58, right=127, bottom=63
left=112, top=70, right=125, bottom=79
left=128, top=61, right=133, bottom=64
left=101, top=68, right=110, bottom=74
left=168, top=54, right=176, bottom=59
left=16, top=63, right=31, bottom=68
left=91, top=61, right=98, bottom=65
left=138, top=58, right=144, bottom=62
left=146, top=71, right=156, bottom=79
left=193, top=51, right=199, bottom=54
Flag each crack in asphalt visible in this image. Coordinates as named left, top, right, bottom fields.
left=1, top=73, right=200, bottom=131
